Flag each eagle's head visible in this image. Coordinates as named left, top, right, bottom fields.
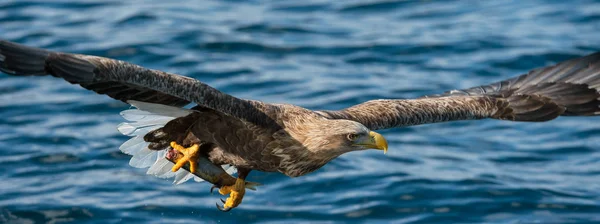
left=277, top=113, right=390, bottom=177
left=301, top=119, right=388, bottom=157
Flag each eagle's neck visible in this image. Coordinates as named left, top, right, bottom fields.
left=272, top=108, right=345, bottom=177
left=276, top=148, right=337, bottom=177
left=271, top=136, right=341, bottom=177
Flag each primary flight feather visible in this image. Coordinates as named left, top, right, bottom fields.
left=1, top=40, right=599, bottom=211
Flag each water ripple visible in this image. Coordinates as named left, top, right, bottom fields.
left=1, top=0, right=600, bottom=223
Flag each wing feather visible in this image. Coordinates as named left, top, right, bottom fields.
left=320, top=51, right=600, bottom=129
left=0, top=40, right=279, bottom=128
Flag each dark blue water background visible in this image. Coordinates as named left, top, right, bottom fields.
left=1, top=0, right=600, bottom=223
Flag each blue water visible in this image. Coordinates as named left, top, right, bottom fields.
left=1, top=0, right=600, bottom=223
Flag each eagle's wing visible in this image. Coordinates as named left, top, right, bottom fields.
left=0, top=40, right=278, bottom=128
left=318, top=52, right=600, bottom=130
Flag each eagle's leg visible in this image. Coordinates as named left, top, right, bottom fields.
left=216, top=168, right=251, bottom=212
left=169, top=141, right=200, bottom=173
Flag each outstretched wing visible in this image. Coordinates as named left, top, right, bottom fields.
left=0, top=40, right=278, bottom=128
left=319, top=52, right=600, bottom=130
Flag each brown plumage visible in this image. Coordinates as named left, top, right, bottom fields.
left=320, top=52, right=600, bottom=127
left=2, top=40, right=600, bottom=179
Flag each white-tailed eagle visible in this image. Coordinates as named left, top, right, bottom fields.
left=1, top=40, right=599, bottom=211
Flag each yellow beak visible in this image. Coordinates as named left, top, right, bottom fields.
left=356, top=131, right=388, bottom=154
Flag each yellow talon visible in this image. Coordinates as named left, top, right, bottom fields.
left=219, top=178, right=246, bottom=209
left=170, top=142, right=200, bottom=173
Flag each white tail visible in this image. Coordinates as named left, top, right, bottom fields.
left=117, top=100, right=237, bottom=185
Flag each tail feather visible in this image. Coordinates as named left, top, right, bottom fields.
left=129, top=147, right=158, bottom=168
left=119, top=101, right=238, bottom=185
left=146, top=156, right=177, bottom=179
left=127, top=100, right=193, bottom=117
left=119, top=136, right=148, bottom=156
left=117, top=119, right=171, bottom=136
left=174, top=171, right=195, bottom=185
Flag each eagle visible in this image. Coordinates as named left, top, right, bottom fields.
left=1, top=40, right=600, bottom=211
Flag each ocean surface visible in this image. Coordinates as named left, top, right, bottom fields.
left=1, top=0, right=600, bottom=223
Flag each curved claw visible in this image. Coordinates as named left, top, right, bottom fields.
left=216, top=202, right=232, bottom=212
left=213, top=178, right=246, bottom=212
left=210, top=185, right=218, bottom=194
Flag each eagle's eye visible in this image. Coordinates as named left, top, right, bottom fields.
left=346, top=133, right=359, bottom=141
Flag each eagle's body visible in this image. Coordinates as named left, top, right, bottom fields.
left=156, top=102, right=373, bottom=177
left=2, top=39, right=600, bottom=210
left=181, top=104, right=326, bottom=177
